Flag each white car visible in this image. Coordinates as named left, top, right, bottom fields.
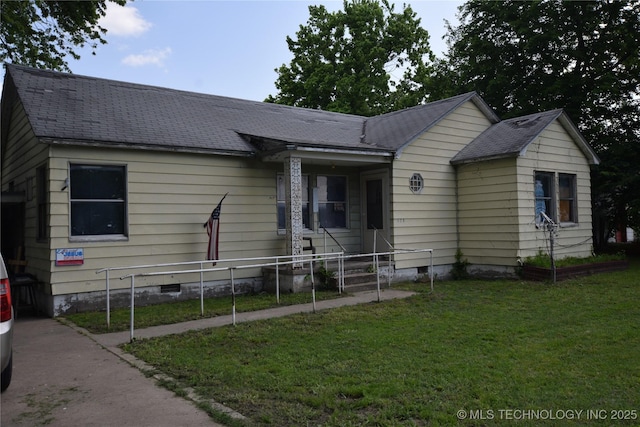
left=0, top=254, right=13, bottom=392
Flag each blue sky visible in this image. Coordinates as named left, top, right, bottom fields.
left=13, top=1, right=464, bottom=102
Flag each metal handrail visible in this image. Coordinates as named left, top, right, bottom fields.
left=320, top=224, right=348, bottom=253
left=370, top=226, right=395, bottom=288
left=97, top=252, right=345, bottom=328
left=101, top=248, right=433, bottom=342
left=371, top=225, right=394, bottom=252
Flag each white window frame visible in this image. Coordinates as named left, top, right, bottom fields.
left=558, top=173, right=578, bottom=224
left=317, top=174, right=348, bottom=230
left=277, top=173, right=311, bottom=232
left=409, top=173, right=423, bottom=194
left=69, top=163, right=128, bottom=241
left=534, top=171, right=578, bottom=227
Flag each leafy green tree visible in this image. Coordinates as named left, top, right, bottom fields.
left=438, top=0, right=640, bottom=248
left=267, top=0, right=434, bottom=116
left=1, top=0, right=126, bottom=72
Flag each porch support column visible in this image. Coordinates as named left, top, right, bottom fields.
left=284, top=156, right=303, bottom=268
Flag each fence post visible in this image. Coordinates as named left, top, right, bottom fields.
left=310, top=259, right=316, bottom=313
left=375, top=253, right=381, bottom=302
left=230, top=268, right=236, bottom=326
left=129, top=275, right=135, bottom=342
left=275, top=257, right=280, bottom=304
left=199, top=262, right=204, bottom=316
left=106, top=269, right=111, bottom=329
left=430, top=250, right=434, bottom=292
left=340, top=253, right=345, bottom=293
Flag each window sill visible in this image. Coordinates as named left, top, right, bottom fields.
left=321, top=228, right=350, bottom=233
left=277, top=229, right=314, bottom=236
left=69, top=235, right=129, bottom=243
left=559, top=222, right=578, bottom=228
left=277, top=228, right=349, bottom=236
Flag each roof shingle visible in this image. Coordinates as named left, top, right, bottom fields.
left=450, top=109, right=564, bottom=164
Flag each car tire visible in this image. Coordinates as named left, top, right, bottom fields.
left=1, top=351, right=12, bottom=392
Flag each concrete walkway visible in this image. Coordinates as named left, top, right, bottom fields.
left=1, top=289, right=415, bottom=426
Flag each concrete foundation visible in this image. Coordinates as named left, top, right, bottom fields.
left=48, top=278, right=262, bottom=317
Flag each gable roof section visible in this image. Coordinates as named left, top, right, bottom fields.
left=3, top=64, right=369, bottom=156
left=11, top=64, right=595, bottom=167
left=363, top=92, right=500, bottom=151
left=450, top=109, right=600, bottom=165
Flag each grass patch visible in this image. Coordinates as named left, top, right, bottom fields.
left=523, top=251, right=626, bottom=268
left=121, top=259, right=640, bottom=426
left=63, top=291, right=345, bottom=334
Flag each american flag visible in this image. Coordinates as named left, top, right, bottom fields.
left=204, top=193, right=228, bottom=264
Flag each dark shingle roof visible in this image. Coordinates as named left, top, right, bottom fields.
left=3, top=64, right=597, bottom=165
left=363, top=92, right=499, bottom=150
left=451, top=109, right=588, bottom=165
left=451, top=109, right=599, bottom=165
left=3, top=64, right=368, bottom=155
left=2, top=65, right=500, bottom=157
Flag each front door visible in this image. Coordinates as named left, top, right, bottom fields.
left=361, top=171, right=389, bottom=253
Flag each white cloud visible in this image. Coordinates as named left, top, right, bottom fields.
left=122, top=47, right=172, bottom=68
left=100, top=2, right=152, bottom=37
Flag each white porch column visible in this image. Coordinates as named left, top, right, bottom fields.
left=284, top=156, right=303, bottom=268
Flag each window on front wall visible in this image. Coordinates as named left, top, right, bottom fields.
left=534, top=171, right=578, bottom=226
left=277, top=174, right=311, bottom=230
left=534, top=171, right=555, bottom=225
left=318, top=175, right=347, bottom=229
left=559, top=174, right=577, bottom=223
left=70, top=164, right=127, bottom=237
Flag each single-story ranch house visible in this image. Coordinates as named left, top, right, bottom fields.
left=1, top=64, right=599, bottom=316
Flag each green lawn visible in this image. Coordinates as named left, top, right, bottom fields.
left=64, top=290, right=345, bottom=334
left=117, top=259, right=640, bottom=426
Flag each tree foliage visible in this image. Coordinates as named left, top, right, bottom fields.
left=266, top=0, right=434, bottom=116
left=0, top=0, right=126, bottom=72
left=438, top=0, right=640, bottom=247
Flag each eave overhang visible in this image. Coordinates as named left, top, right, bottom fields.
left=38, top=137, right=256, bottom=157
left=260, top=144, right=393, bottom=166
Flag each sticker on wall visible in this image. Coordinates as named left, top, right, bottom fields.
left=56, top=248, right=84, bottom=266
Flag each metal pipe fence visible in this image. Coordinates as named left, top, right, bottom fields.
left=98, top=248, right=433, bottom=342
left=97, top=252, right=343, bottom=329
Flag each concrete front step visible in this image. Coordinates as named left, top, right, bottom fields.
left=321, top=256, right=394, bottom=292
left=343, top=281, right=387, bottom=293
left=344, top=271, right=378, bottom=285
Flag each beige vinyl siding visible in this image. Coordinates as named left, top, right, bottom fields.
left=457, top=158, right=519, bottom=266
left=48, top=146, right=281, bottom=294
left=47, top=147, right=363, bottom=295
left=1, top=100, right=51, bottom=281
left=516, top=121, right=593, bottom=260
left=391, top=101, right=494, bottom=269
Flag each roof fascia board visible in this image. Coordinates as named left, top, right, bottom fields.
left=40, top=138, right=255, bottom=157
left=516, top=110, right=600, bottom=165
left=261, top=147, right=393, bottom=165
left=557, top=111, right=600, bottom=165
left=1, top=68, right=19, bottom=158
left=470, top=94, right=501, bottom=123
left=517, top=109, right=564, bottom=157
left=451, top=152, right=519, bottom=166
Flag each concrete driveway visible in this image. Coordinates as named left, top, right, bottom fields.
left=1, top=289, right=416, bottom=426
left=0, top=316, right=220, bottom=426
